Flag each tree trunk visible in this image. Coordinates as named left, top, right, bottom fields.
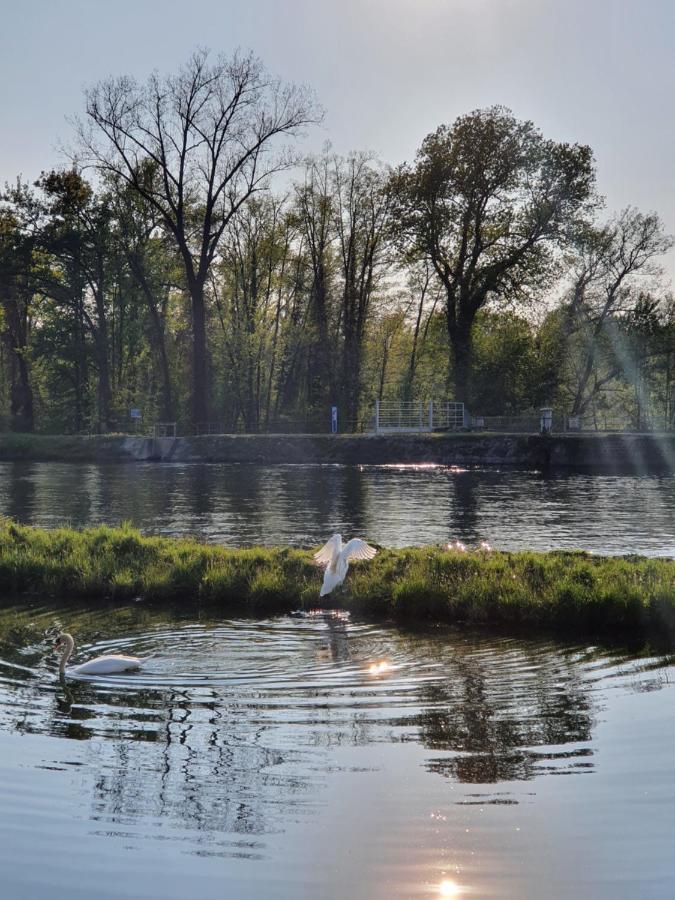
left=309, top=265, right=332, bottom=409
left=341, top=330, right=360, bottom=431
left=189, top=279, right=209, bottom=427
left=570, top=336, right=598, bottom=417
left=447, top=309, right=474, bottom=406
left=94, top=334, right=113, bottom=433
left=1, top=298, right=34, bottom=432
left=148, top=303, right=174, bottom=422
left=378, top=335, right=391, bottom=402
left=128, top=257, right=174, bottom=420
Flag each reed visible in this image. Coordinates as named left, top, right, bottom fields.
left=0, top=520, right=673, bottom=640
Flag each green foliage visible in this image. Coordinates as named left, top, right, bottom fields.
left=1, top=88, right=673, bottom=434
left=0, top=521, right=673, bottom=641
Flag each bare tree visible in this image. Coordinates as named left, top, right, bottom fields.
left=78, top=49, right=319, bottom=425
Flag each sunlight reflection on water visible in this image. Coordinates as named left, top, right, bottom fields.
left=0, top=602, right=674, bottom=898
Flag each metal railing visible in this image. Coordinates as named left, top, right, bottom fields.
left=373, top=400, right=465, bottom=434
left=154, top=422, right=177, bottom=438
left=471, top=414, right=544, bottom=433
left=194, top=422, right=226, bottom=436
left=565, top=412, right=673, bottom=433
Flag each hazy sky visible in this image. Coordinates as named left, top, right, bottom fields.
left=1, top=0, right=674, bottom=279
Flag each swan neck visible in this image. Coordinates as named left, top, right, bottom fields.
left=59, top=635, right=74, bottom=673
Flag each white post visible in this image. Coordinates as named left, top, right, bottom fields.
left=419, top=401, right=423, bottom=430
left=428, top=400, right=434, bottom=431
left=375, top=398, right=380, bottom=434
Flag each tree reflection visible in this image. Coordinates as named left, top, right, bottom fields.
left=0, top=604, right=643, bottom=850
left=406, top=635, right=595, bottom=783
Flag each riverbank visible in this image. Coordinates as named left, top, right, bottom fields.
left=1, top=522, right=673, bottom=641
left=0, top=431, right=674, bottom=472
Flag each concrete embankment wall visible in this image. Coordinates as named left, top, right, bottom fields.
left=0, top=432, right=673, bottom=473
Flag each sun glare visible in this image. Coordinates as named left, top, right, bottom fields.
left=368, top=660, right=391, bottom=675
left=438, top=880, right=461, bottom=898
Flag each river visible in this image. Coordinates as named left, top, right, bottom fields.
left=0, top=461, right=673, bottom=555
left=0, top=603, right=673, bottom=899
left=1, top=461, right=673, bottom=898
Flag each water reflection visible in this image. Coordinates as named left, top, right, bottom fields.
left=0, top=602, right=674, bottom=897
left=0, top=461, right=673, bottom=555
left=410, top=637, right=594, bottom=784
left=0, top=604, right=665, bottom=810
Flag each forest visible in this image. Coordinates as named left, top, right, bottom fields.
left=1, top=50, right=673, bottom=435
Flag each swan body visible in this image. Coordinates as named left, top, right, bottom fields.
left=314, top=534, right=377, bottom=597
left=54, top=633, right=152, bottom=677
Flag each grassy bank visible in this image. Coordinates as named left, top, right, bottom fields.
left=0, top=520, right=673, bottom=640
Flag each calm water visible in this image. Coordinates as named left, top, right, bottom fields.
left=1, top=462, right=674, bottom=897
left=0, top=602, right=673, bottom=899
left=0, top=461, right=674, bottom=555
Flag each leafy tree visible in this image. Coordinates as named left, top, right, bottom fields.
left=390, top=106, right=596, bottom=405
left=471, top=311, right=541, bottom=414
left=0, top=210, right=35, bottom=431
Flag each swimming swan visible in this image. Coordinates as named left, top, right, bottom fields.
left=54, top=633, right=152, bottom=677
left=313, top=534, right=377, bottom=597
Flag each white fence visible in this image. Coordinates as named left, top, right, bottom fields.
left=373, top=400, right=465, bottom=434
left=154, top=422, right=177, bottom=438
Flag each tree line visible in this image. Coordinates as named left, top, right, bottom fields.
left=1, top=49, right=673, bottom=434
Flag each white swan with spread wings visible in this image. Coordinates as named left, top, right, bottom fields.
left=314, top=534, right=377, bottom=597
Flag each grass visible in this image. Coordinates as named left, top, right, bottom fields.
left=0, top=519, right=673, bottom=641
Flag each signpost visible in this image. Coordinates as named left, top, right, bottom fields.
left=130, top=408, right=141, bottom=433
left=331, top=406, right=338, bottom=434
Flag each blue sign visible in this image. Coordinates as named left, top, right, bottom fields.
left=130, top=408, right=142, bottom=419
left=331, top=406, right=338, bottom=434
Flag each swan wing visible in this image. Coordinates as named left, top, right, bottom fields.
left=313, top=534, right=341, bottom=566
left=73, top=654, right=142, bottom=675
left=341, top=538, right=377, bottom=562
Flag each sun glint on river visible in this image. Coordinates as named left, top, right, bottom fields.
left=0, top=460, right=673, bottom=898
left=0, top=604, right=673, bottom=899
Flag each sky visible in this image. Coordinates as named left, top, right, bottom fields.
left=1, top=0, right=674, bottom=280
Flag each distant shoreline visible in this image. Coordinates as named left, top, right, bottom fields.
left=0, top=431, right=674, bottom=474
